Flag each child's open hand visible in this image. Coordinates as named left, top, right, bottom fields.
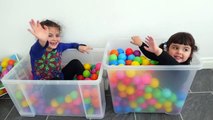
left=78, top=45, right=93, bottom=54
left=144, top=36, right=162, bottom=56
left=130, top=36, right=143, bottom=47
left=28, top=19, right=49, bottom=47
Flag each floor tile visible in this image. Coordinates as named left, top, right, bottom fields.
left=5, top=106, right=47, bottom=120
left=0, top=94, right=10, bottom=99
left=181, top=93, right=213, bottom=120
left=0, top=99, right=14, bottom=120
left=135, top=113, right=182, bottom=120
left=191, top=69, right=213, bottom=92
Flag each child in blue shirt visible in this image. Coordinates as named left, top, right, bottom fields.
left=28, top=19, right=92, bottom=80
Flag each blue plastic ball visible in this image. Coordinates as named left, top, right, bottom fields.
left=117, top=48, right=124, bottom=54
left=127, top=54, right=135, bottom=60
left=118, top=53, right=127, bottom=60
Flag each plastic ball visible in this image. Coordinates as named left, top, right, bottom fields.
left=1, top=61, right=8, bottom=68
left=153, top=88, right=162, bottom=99
left=133, top=50, right=141, bottom=56
left=117, top=83, right=126, bottom=92
left=77, top=75, right=85, bottom=80
left=125, top=70, right=136, bottom=78
left=142, top=59, right=150, bottom=65
left=83, top=70, right=91, bottom=78
left=127, top=54, right=135, bottom=60
left=137, top=97, right=145, bottom=104
left=90, top=74, right=98, bottom=80
left=118, top=59, right=125, bottom=65
left=126, top=85, right=135, bottom=95
left=133, top=57, right=142, bottom=64
left=150, top=60, right=159, bottom=65
left=8, top=59, right=16, bottom=66
left=150, top=78, right=159, bottom=88
left=141, top=74, right=152, bottom=84
left=118, top=53, right=127, bottom=60
left=70, top=91, right=78, bottom=100
left=91, top=69, right=96, bottom=74
left=116, top=71, right=126, bottom=80
left=95, top=62, right=101, bottom=71
left=109, top=60, right=118, bottom=65
left=110, top=49, right=119, bottom=56
left=109, top=54, right=117, bottom=61
left=125, top=48, right=133, bottom=55
left=65, top=95, right=72, bottom=103
left=117, top=48, right=124, bottom=54
left=125, top=60, right=132, bottom=65
left=162, top=88, right=172, bottom=98
left=84, top=63, right=91, bottom=70
left=145, top=86, right=153, bottom=93
left=131, top=61, right=140, bottom=66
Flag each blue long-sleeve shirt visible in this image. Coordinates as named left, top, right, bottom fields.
left=30, top=41, right=80, bottom=80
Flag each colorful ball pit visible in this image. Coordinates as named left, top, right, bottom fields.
left=14, top=84, right=103, bottom=116
left=108, top=70, right=188, bottom=114
left=108, top=48, right=158, bottom=66
left=0, top=54, right=19, bottom=97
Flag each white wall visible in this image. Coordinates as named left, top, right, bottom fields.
left=1, top=0, right=213, bottom=67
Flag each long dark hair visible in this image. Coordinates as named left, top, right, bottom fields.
left=159, top=32, right=198, bottom=63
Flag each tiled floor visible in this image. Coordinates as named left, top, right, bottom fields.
left=0, top=69, right=213, bottom=120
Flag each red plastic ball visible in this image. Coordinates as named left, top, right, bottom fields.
left=76, top=75, right=85, bottom=80
left=125, top=48, right=133, bottom=56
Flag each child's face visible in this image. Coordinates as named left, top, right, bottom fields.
left=168, top=43, right=191, bottom=63
left=47, top=27, right=61, bottom=51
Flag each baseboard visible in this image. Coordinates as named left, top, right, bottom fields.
left=201, top=57, right=213, bottom=69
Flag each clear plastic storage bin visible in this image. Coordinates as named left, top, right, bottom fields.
left=2, top=49, right=106, bottom=119
left=103, top=40, right=202, bottom=114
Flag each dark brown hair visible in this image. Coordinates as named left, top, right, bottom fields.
left=40, top=19, right=61, bottom=32
left=160, top=32, right=198, bottom=63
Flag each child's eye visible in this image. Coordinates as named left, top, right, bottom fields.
left=184, top=48, right=190, bottom=52
left=56, top=34, right=60, bottom=37
left=172, top=46, right=178, bottom=50
left=48, top=34, right=53, bottom=37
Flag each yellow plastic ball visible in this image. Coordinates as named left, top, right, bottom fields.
left=154, top=103, right=162, bottom=109
left=144, top=93, right=152, bottom=99
left=21, top=100, right=29, bottom=107
left=84, top=63, right=91, bottom=70
left=51, top=99, right=59, bottom=108
left=164, top=101, right=172, bottom=108
left=126, top=85, right=135, bottom=95
left=165, top=107, right=172, bottom=112
left=117, top=83, right=126, bottom=92
left=150, top=78, right=159, bottom=88
left=1, top=61, right=8, bottom=68
left=142, top=59, right=150, bottom=65
left=131, top=61, right=140, bottom=66
left=130, top=101, right=138, bottom=108
left=125, top=70, right=136, bottom=78
left=65, top=95, right=72, bottom=103
left=56, top=108, right=64, bottom=115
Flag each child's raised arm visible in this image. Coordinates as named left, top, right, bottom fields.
left=144, top=36, right=162, bottom=56
left=28, top=19, right=49, bottom=47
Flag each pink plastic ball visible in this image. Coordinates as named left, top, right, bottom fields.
left=141, top=74, right=152, bottom=85
left=116, top=71, right=126, bottom=80
left=95, top=62, right=101, bottom=71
